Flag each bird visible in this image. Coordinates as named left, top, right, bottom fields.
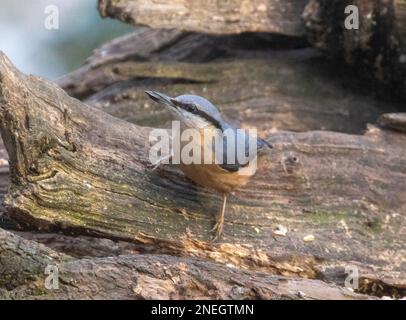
left=145, top=91, right=272, bottom=240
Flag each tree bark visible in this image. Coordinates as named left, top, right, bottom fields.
left=1, top=49, right=406, bottom=299
left=95, top=0, right=406, bottom=100
left=57, top=29, right=307, bottom=100
left=396, top=0, right=406, bottom=42
left=97, top=0, right=309, bottom=36
left=58, top=29, right=399, bottom=135
left=1, top=228, right=377, bottom=300
left=303, top=0, right=406, bottom=101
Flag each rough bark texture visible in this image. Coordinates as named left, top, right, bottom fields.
left=1, top=43, right=406, bottom=300
left=58, top=29, right=400, bottom=135
left=98, top=0, right=309, bottom=36
left=1, top=228, right=375, bottom=300
left=396, top=0, right=406, bottom=42
left=96, top=0, right=406, bottom=101
left=57, top=29, right=308, bottom=100
left=303, top=0, right=406, bottom=101
left=2, top=0, right=406, bottom=297
left=378, top=112, right=406, bottom=132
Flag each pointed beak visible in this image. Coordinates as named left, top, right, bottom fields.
left=261, top=138, right=273, bottom=149
left=145, top=91, right=175, bottom=108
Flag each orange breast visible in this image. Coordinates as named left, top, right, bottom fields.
left=179, top=163, right=254, bottom=194
left=178, top=127, right=256, bottom=194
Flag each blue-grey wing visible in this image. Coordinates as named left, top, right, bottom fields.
left=215, top=127, right=271, bottom=172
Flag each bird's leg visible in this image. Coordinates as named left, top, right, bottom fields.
left=211, top=194, right=227, bottom=241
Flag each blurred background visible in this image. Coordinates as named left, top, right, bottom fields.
left=0, top=0, right=133, bottom=79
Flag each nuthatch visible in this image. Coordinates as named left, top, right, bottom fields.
left=146, top=91, right=272, bottom=240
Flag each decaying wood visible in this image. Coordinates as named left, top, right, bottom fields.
left=303, top=0, right=406, bottom=101
left=57, top=29, right=307, bottom=100
left=95, top=0, right=406, bottom=100
left=58, top=29, right=400, bottom=135
left=1, top=228, right=376, bottom=300
left=98, top=0, right=309, bottom=36
left=396, top=0, right=406, bottom=42
left=0, top=47, right=406, bottom=300
left=378, top=113, right=406, bottom=133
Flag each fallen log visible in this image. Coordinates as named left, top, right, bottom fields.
left=57, top=29, right=308, bottom=100
left=97, top=0, right=309, bottom=36
left=1, top=49, right=406, bottom=298
left=58, top=29, right=399, bottom=134
left=96, top=0, right=406, bottom=101
left=1, top=228, right=373, bottom=299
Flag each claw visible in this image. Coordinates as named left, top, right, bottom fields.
left=211, top=223, right=223, bottom=241
left=211, top=218, right=224, bottom=241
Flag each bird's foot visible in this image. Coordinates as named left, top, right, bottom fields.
left=210, top=216, right=224, bottom=241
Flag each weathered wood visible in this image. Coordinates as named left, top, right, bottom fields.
left=303, top=0, right=406, bottom=101
left=1, top=50, right=406, bottom=297
left=98, top=0, right=309, bottom=36
left=96, top=0, right=406, bottom=100
left=57, top=29, right=307, bottom=100
left=58, top=29, right=400, bottom=134
left=1, top=228, right=377, bottom=300
left=378, top=113, right=406, bottom=133
left=13, top=230, right=144, bottom=258
left=395, top=0, right=406, bottom=42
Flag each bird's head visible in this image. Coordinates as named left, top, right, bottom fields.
left=145, top=91, right=225, bottom=130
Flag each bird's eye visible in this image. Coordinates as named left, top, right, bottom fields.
left=187, top=103, right=197, bottom=113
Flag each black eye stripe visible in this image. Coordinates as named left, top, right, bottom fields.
left=172, top=100, right=223, bottom=130
left=196, top=110, right=223, bottom=129
left=171, top=99, right=195, bottom=111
